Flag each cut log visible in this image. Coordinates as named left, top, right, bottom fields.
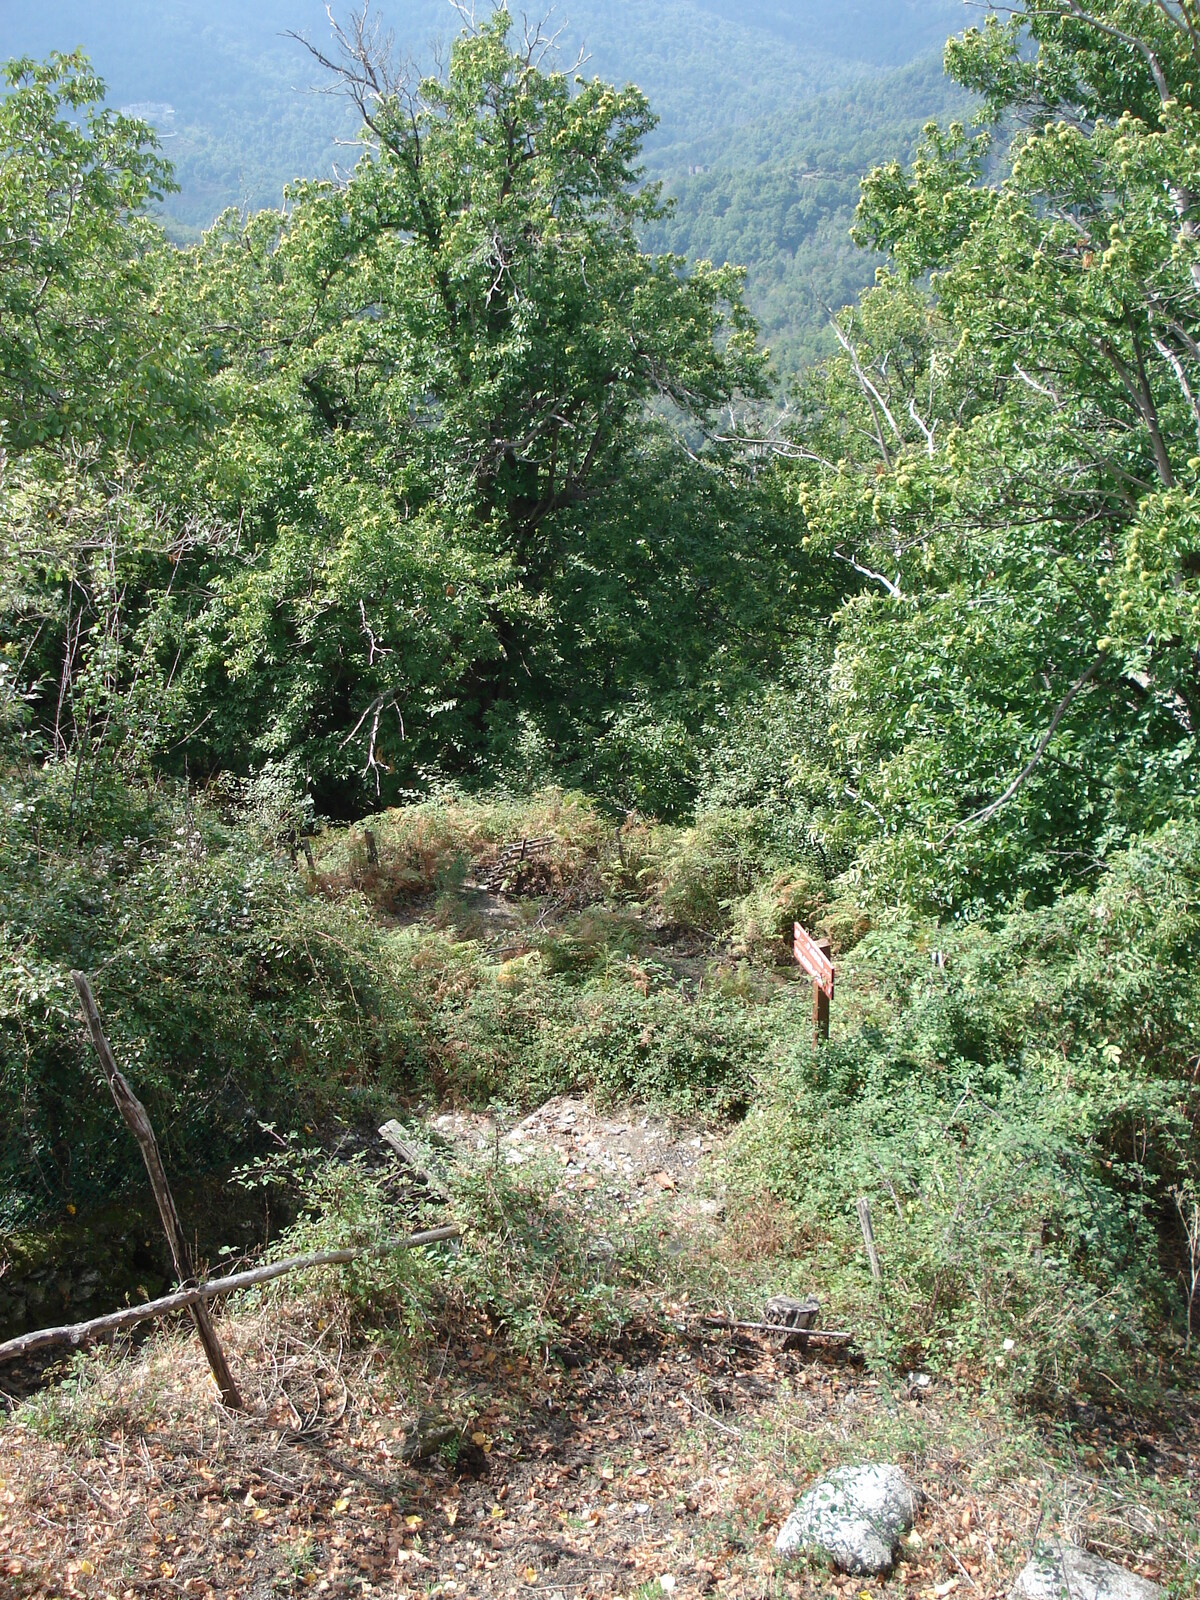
left=0, top=1226, right=460, bottom=1365
left=763, top=1295, right=821, bottom=1349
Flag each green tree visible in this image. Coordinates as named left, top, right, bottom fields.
left=0, top=53, right=213, bottom=780
left=0, top=51, right=197, bottom=457
left=778, top=2, right=1200, bottom=910
left=181, top=10, right=766, bottom=806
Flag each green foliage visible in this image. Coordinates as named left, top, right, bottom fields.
left=0, top=771, right=415, bottom=1225
left=3, top=1, right=1200, bottom=1421
left=725, top=823, right=1200, bottom=1403
left=160, top=13, right=769, bottom=807
left=249, top=1141, right=661, bottom=1359
left=3, top=2, right=968, bottom=367
left=771, top=2, right=1200, bottom=912
left=0, top=51, right=195, bottom=458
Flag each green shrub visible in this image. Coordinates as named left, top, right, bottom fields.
left=0, top=770, right=423, bottom=1224
left=245, top=1144, right=663, bottom=1359
left=655, top=807, right=778, bottom=933
left=722, top=825, right=1200, bottom=1404
left=729, top=868, right=829, bottom=965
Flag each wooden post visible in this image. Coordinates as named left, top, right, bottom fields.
left=793, top=925, right=834, bottom=1053
left=812, top=937, right=832, bottom=1051
left=70, top=972, right=244, bottom=1410
left=856, top=1196, right=883, bottom=1285
left=364, top=828, right=379, bottom=866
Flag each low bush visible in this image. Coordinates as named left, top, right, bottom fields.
left=240, top=1142, right=664, bottom=1360
left=0, top=770, right=420, bottom=1225
left=722, top=824, right=1200, bottom=1405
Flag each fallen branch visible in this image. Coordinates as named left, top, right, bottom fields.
left=699, top=1316, right=854, bottom=1346
left=0, top=1226, right=460, bottom=1365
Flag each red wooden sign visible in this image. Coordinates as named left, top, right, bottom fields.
left=793, top=923, right=834, bottom=1000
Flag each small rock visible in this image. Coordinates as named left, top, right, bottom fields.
left=1011, top=1540, right=1163, bottom=1600
left=775, top=1463, right=922, bottom=1575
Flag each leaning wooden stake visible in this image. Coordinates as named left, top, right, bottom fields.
left=70, top=972, right=244, bottom=1410
left=856, top=1196, right=883, bottom=1285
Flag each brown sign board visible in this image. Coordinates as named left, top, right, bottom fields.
left=793, top=923, right=834, bottom=999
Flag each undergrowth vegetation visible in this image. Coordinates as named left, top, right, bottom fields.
left=4, top=3, right=1200, bottom=1448
left=5, top=768, right=1197, bottom=1411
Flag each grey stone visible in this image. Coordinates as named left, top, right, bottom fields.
left=774, top=1463, right=922, bottom=1575
left=1012, top=1540, right=1163, bottom=1600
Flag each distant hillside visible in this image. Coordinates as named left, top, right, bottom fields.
left=5, top=0, right=970, bottom=369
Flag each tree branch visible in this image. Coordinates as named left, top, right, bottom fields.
left=941, top=652, right=1105, bottom=841
left=0, top=1227, right=461, bottom=1365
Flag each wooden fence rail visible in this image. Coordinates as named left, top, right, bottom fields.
left=0, top=1226, right=460, bottom=1366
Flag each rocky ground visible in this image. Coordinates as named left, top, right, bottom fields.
left=2, top=1095, right=1196, bottom=1599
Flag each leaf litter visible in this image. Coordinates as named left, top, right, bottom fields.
left=2, top=1097, right=1197, bottom=1598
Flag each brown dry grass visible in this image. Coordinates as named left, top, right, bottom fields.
left=4, top=1273, right=1197, bottom=1599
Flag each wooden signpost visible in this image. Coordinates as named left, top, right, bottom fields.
left=793, top=923, right=834, bottom=1051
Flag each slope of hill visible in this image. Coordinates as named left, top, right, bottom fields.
left=5, top=1, right=969, bottom=363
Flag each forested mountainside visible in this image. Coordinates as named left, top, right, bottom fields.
left=4, top=0, right=968, bottom=367
left=1, top=6, right=1199, bottom=1595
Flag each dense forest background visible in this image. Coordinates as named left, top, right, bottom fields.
left=3, top=0, right=970, bottom=369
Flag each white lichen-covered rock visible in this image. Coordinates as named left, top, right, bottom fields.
left=1012, top=1540, right=1163, bottom=1600
left=774, top=1464, right=922, bottom=1575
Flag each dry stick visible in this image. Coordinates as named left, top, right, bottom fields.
left=71, top=971, right=244, bottom=1410
left=857, top=1196, right=883, bottom=1285
left=699, top=1316, right=854, bottom=1346
left=0, top=1227, right=460, bottom=1365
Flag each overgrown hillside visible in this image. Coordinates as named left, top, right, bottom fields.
left=1, top=3, right=1199, bottom=1595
